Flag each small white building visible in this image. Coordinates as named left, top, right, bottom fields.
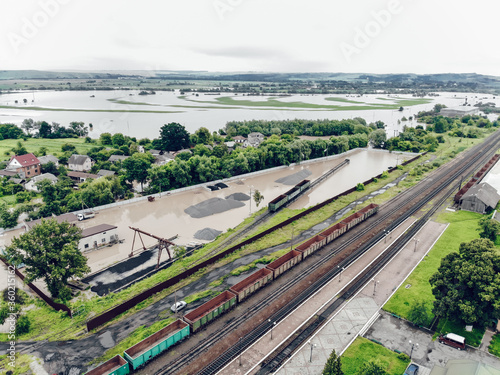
left=68, top=154, right=92, bottom=172
left=25, top=173, right=58, bottom=192
left=79, top=224, right=118, bottom=251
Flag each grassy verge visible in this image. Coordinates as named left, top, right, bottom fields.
left=383, top=210, right=482, bottom=321
left=489, top=333, right=500, bottom=357
left=0, top=137, right=96, bottom=161
left=4, top=128, right=492, bottom=342
left=0, top=353, right=34, bottom=375
left=341, top=337, right=410, bottom=375
left=436, top=318, right=485, bottom=347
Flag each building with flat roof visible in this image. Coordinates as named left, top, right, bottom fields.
left=79, top=224, right=118, bottom=251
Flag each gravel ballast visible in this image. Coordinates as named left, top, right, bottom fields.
left=275, top=169, right=312, bottom=185
left=185, top=197, right=245, bottom=218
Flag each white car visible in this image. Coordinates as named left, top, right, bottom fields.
left=170, top=301, right=187, bottom=313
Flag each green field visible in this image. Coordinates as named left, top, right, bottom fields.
left=489, top=333, right=500, bottom=357
left=177, top=95, right=432, bottom=111
left=341, top=337, right=410, bottom=374
left=383, top=210, right=482, bottom=322
left=0, top=138, right=97, bottom=161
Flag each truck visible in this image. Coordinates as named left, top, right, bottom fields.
left=77, top=211, right=95, bottom=221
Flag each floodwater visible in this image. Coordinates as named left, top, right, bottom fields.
left=0, top=149, right=413, bottom=273
left=0, top=90, right=495, bottom=139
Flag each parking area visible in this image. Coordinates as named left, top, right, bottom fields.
left=364, top=311, right=500, bottom=371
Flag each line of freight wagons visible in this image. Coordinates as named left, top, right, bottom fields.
left=268, top=179, right=311, bottom=212
left=86, top=203, right=378, bottom=375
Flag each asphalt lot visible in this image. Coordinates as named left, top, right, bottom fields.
left=364, top=311, right=500, bottom=371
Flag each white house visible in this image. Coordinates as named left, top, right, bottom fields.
left=6, top=153, right=41, bottom=178
left=68, top=154, right=92, bottom=172
left=25, top=173, right=58, bottom=192
left=79, top=224, right=119, bottom=251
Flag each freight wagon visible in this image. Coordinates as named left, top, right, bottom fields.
left=229, top=268, right=273, bottom=303
left=124, top=319, right=190, bottom=370
left=268, top=179, right=311, bottom=212
left=184, top=290, right=237, bottom=332
left=87, top=202, right=379, bottom=375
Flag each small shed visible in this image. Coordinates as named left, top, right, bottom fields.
left=460, top=182, right=500, bottom=214
left=79, top=224, right=118, bottom=251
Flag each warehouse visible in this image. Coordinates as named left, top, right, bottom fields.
left=459, top=182, right=500, bottom=214
left=79, top=224, right=119, bottom=251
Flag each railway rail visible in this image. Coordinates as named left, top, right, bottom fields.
left=152, top=130, right=500, bottom=375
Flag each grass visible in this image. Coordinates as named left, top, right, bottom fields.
left=489, top=333, right=500, bottom=357
left=436, top=318, right=485, bottom=347
left=341, top=337, right=410, bottom=375
left=383, top=210, right=482, bottom=321
left=178, top=95, right=432, bottom=111
left=1, top=128, right=491, bottom=342
left=0, top=353, right=34, bottom=375
left=0, top=137, right=97, bottom=161
left=92, top=318, right=175, bottom=365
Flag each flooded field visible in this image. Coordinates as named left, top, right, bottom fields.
left=0, top=149, right=413, bottom=273
left=0, top=90, right=494, bottom=139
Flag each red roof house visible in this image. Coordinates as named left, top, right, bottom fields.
left=6, top=153, right=41, bottom=178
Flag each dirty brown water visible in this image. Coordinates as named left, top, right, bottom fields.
left=0, top=149, right=411, bottom=275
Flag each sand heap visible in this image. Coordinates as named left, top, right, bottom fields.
left=194, top=228, right=223, bottom=241
left=226, top=192, right=250, bottom=201
left=185, top=197, right=245, bottom=218
left=275, top=169, right=312, bottom=185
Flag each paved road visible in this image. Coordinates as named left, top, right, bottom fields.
left=365, top=311, right=500, bottom=371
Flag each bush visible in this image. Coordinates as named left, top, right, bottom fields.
left=397, top=352, right=409, bottom=361
left=15, top=191, right=31, bottom=204
left=381, top=171, right=389, bottom=179
left=15, top=315, right=30, bottom=335
left=356, top=183, right=365, bottom=191
left=2, top=288, right=28, bottom=305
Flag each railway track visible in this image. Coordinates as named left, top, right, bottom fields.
left=197, top=158, right=349, bottom=262
left=152, top=131, right=500, bottom=375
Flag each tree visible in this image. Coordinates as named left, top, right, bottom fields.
left=11, top=141, right=28, bottom=155
left=100, top=132, right=112, bottom=145
left=4, top=219, right=90, bottom=300
left=21, top=118, right=34, bottom=135
left=253, top=190, right=264, bottom=208
left=112, top=133, right=126, bottom=147
left=322, top=349, right=343, bottom=375
left=69, top=121, right=88, bottom=137
left=478, top=216, right=500, bottom=241
left=430, top=238, right=500, bottom=326
left=369, top=130, right=387, bottom=148
left=123, top=153, right=154, bottom=191
left=159, top=123, right=191, bottom=151
left=38, top=121, right=52, bottom=138
left=194, top=127, right=212, bottom=145
left=407, top=300, right=432, bottom=327
left=358, top=359, right=388, bottom=375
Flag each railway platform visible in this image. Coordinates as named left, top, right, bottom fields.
left=216, top=218, right=448, bottom=375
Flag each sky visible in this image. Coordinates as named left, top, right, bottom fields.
left=0, top=0, right=498, bottom=76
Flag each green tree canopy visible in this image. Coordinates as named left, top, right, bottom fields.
left=369, top=129, right=387, bottom=149
left=4, top=219, right=90, bottom=301
left=322, top=349, right=343, bottom=375
left=478, top=216, right=500, bottom=242
left=430, top=238, right=500, bottom=326
left=358, top=359, right=388, bottom=375
left=159, top=122, right=191, bottom=151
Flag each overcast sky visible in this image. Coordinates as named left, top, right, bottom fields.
left=0, top=0, right=498, bottom=76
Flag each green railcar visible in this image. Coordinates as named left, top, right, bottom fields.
left=85, top=355, right=130, bottom=375
left=268, top=194, right=288, bottom=212
left=124, top=320, right=190, bottom=370
left=184, top=291, right=237, bottom=332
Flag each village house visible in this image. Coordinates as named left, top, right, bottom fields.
left=68, top=154, right=92, bottom=172
left=6, top=153, right=41, bottom=179
left=108, top=155, right=129, bottom=163
left=67, top=171, right=99, bottom=184
left=25, top=173, right=58, bottom=192
left=38, top=155, right=59, bottom=167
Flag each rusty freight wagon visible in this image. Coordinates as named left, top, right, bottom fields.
left=266, top=250, right=303, bottom=279
left=184, top=291, right=237, bottom=332
left=124, top=320, right=190, bottom=370
left=341, top=211, right=365, bottom=230
left=295, top=235, right=327, bottom=259
left=320, top=222, right=347, bottom=243
left=85, top=355, right=130, bottom=375
left=358, top=203, right=379, bottom=219
left=229, top=268, right=273, bottom=302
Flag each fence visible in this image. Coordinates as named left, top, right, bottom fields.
left=86, top=152, right=423, bottom=331
left=0, top=256, right=72, bottom=317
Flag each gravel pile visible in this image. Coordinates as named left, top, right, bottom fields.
left=275, top=169, right=312, bottom=185
left=185, top=197, right=245, bottom=218
left=226, top=192, right=250, bottom=201
left=194, top=227, right=223, bottom=241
